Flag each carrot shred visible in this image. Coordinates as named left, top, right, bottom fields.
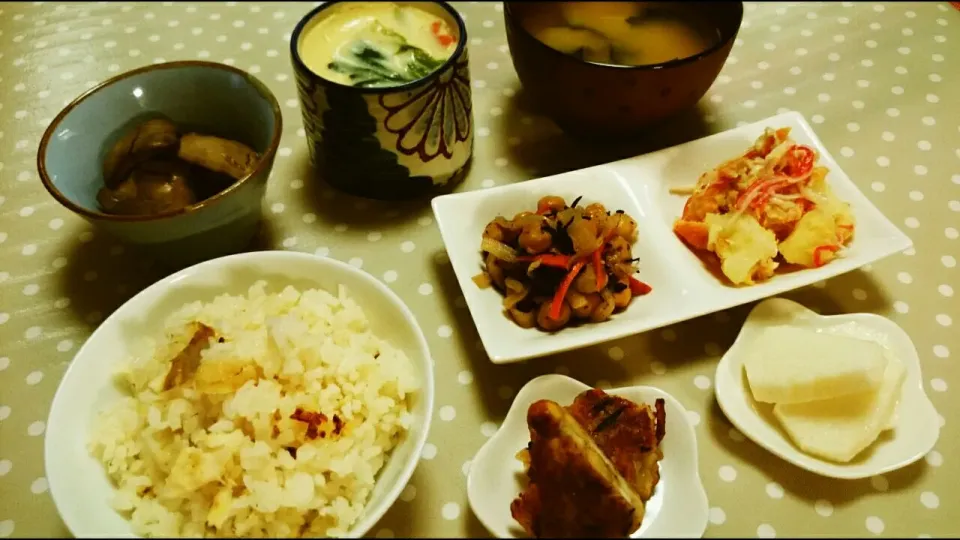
left=835, top=224, right=854, bottom=242
left=812, top=245, right=840, bottom=267
left=517, top=253, right=570, bottom=269
left=550, top=260, right=587, bottom=320
left=628, top=277, right=652, bottom=296
left=430, top=21, right=455, bottom=47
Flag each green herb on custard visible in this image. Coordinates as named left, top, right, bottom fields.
left=327, top=23, right=446, bottom=88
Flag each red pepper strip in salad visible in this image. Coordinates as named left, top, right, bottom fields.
left=517, top=253, right=570, bottom=269
left=812, top=245, right=840, bottom=267
left=628, top=277, right=652, bottom=296
left=592, top=248, right=608, bottom=290
left=550, top=259, right=587, bottom=320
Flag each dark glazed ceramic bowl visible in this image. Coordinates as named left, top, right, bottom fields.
left=503, top=2, right=743, bottom=137
left=38, top=61, right=282, bottom=267
left=290, top=1, right=474, bottom=201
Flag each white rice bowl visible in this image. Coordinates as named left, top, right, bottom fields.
left=86, top=279, right=421, bottom=538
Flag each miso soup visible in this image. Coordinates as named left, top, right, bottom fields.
left=518, top=2, right=721, bottom=66
left=298, top=2, right=459, bottom=88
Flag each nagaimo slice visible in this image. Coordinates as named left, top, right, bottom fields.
left=743, top=326, right=887, bottom=404
left=883, top=405, right=898, bottom=431
left=772, top=356, right=905, bottom=463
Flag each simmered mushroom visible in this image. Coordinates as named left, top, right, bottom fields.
left=96, top=160, right=197, bottom=216
left=97, top=116, right=262, bottom=217
left=178, top=133, right=260, bottom=181
left=102, top=117, right=180, bottom=188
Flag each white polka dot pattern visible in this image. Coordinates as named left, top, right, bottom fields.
left=0, top=1, right=957, bottom=538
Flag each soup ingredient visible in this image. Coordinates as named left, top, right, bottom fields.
left=88, top=281, right=420, bottom=537
left=772, top=355, right=905, bottom=463
left=532, top=26, right=612, bottom=63
left=511, top=389, right=666, bottom=538
left=672, top=127, right=856, bottom=285
left=298, top=2, right=457, bottom=88
left=521, top=1, right=718, bottom=66
left=476, top=195, right=652, bottom=332
left=96, top=116, right=261, bottom=216
left=743, top=326, right=887, bottom=404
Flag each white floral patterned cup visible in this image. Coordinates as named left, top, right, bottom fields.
left=290, top=1, right=474, bottom=201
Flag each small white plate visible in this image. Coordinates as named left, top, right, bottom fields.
left=714, top=297, right=941, bottom=479
left=432, top=111, right=912, bottom=364
left=467, top=374, right=708, bottom=539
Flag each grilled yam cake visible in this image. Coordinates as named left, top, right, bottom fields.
left=511, top=389, right=667, bottom=538
left=567, top=389, right=667, bottom=501
left=510, top=399, right=648, bottom=538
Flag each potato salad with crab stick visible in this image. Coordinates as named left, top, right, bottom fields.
left=672, top=127, right=856, bottom=286
left=474, top=195, right=652, bottom=332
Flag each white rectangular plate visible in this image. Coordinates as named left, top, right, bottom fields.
left=432, top=111, right=913, bottom=364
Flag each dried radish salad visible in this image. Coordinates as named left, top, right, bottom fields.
left=672, top=127, right=856, bottom=286
left=474, top=196, right=652, bottom=332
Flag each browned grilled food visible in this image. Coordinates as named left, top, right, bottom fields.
left=510, top=399, right=647, bottom=538
left=567, top=389, right=666, bottom=501
left=510, top=389, right=667, bottom=538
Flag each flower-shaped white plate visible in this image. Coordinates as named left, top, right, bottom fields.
left=714, top=297, right=940, bottom=479
left=432, top=111, right=913, bottom=364
left=467, top=374, right=708, bottom=539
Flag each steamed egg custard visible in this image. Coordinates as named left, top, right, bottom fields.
left=519, top=2, right=720, bottom=65
left=298, top=2, right=458, bottom=88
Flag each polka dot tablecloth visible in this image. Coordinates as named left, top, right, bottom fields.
left=0, top=1, right=957, bottom=538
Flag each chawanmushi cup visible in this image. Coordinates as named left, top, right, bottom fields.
left=289, top=1, right=475, bottom=201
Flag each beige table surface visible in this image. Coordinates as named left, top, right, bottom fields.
left=1, top=1, right=958, bottom=538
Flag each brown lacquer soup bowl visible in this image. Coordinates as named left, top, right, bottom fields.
left=503, top=2, right=743, bottom=137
